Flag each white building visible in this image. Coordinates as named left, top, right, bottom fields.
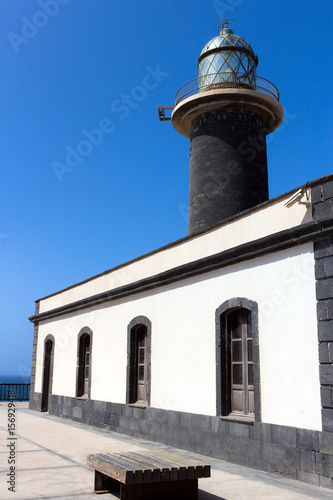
left=29, top=22, right=333, bottom=488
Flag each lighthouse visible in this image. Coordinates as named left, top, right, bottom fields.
left=171, top=19, right=284, bottom=234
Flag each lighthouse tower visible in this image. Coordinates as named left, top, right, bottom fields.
left=172, top=19, right=284, bottom=234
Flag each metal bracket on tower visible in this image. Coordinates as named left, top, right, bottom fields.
left=158, top=106, right=174, bottom=121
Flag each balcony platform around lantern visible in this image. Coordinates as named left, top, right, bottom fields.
left=172, top=86, right=284, bottom=138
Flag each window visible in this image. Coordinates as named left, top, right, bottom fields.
left=127, top=317, right=151, bottom=405
left=216, top=298, right=260, bottom=420
left=76, top=328, right=92, bottom=398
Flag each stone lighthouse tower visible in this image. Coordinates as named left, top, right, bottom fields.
left=171, top=19, right=284, bottom=234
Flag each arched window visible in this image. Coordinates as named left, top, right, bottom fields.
left=216, top=298, right=261, bottom=420
left=76, top=328, right=92, bottom=398
left=41, top=335, right=54, bottom=412
left=127, top=317, right=151, bottom=405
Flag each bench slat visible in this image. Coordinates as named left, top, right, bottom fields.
left=130, top=452, right=178, bottom=481
left=147, top=452, right=188, bottom=480
left=95, top=453, right=140, bottom=472
left=105, top=453, right=155, bottom=484
left=157, top=450, right=211, bottom=477
left=87, top=454, right=134, bottom=484
left=116, top=453, right=167, bottom=482
left=146, top=450, right=209, bottom=479
left=102, top=453, right=147, bottom=484
left=108, top=452, right=174, bottom=482
left=150, top=450, right=210, bottom=478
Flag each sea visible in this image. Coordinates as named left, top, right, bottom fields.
left=0, top=375, right=31, bottom=384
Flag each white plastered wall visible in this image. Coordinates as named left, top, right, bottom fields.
left=35, top=242, right=322, bottom=431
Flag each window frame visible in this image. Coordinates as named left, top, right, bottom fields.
left=76, top=327, right=93, bottom=399
left=126, top=316, right=152, bottom=406
left=216, top=298, right=261, bottom=421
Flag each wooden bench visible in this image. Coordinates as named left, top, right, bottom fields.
left=87, top=449, right=211, bottom=499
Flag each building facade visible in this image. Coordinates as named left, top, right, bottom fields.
left=29, top=23, right=333, bottom=489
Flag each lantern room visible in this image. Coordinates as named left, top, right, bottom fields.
left=198, top=20, right=258, bottom=90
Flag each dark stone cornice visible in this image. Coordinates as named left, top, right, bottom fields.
left=28, top=214, right=333, bottom=324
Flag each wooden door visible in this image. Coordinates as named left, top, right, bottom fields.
left=41, top=340, right=53, bottom=412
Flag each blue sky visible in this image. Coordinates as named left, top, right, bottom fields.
left=0, top=0, right=332, bottom=378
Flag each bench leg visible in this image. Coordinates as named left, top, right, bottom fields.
left=120, top=478, right=198, bottom=500
left=94, top=470, right=120, bottom=495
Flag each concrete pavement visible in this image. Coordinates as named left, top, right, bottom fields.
left=0, top=402, right=332, bottom=499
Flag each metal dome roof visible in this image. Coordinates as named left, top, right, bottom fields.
left=199, top=28, right=254, bottom=58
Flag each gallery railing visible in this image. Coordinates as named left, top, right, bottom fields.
left=0, top=384, right=30, bottom=401
left=175, top=73, right=280, bottom=105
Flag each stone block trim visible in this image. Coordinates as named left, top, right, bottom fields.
left=29, top=301, right=40, bottom=410
left=312, top=178, right=333, bottom=432
left=31, top=393, right=333, bottom=490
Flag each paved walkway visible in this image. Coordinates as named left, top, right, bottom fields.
left=0, top=402, right=332, bottom=499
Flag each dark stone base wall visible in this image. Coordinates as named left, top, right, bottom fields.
left=189, top=110, right=268, bottom=234
left=29, top=392, right=333, bottom=490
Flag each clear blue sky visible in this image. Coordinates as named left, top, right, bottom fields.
left=0, top=0, right=332, bottom=378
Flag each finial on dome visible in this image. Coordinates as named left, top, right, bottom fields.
left=218, top=16, right=235, bottom=35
